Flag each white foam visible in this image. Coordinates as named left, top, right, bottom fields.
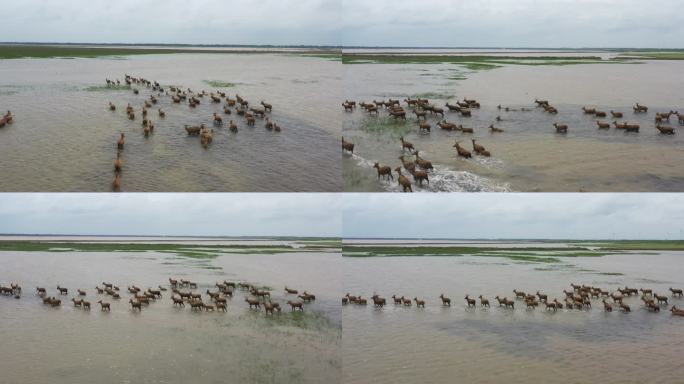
left=351, top=153, right=511, bottom=192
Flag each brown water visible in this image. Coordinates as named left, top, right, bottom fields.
left=0, top=248, right=341, bottom=384
left=343, top=58, right=684, bottom=192
left=343, top=248, right=684, bottom=384
left=0, top=53, right=342, bottom=191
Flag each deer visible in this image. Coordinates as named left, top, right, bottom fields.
left=394, top=167, right=413, bottom=192
left=464, top=295, right=476, bottom=307
left=553, top=123, right=568, bottom=133
left=399, top=136, right=415, bottom=152
left=453, top=141, right=472, bottom=158
left=373, top=162, right=393, bottom=180
left=439, top=294, right=451, bottom=306
left=282, top=299, right=302, bottom=312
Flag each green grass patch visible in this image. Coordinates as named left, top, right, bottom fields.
left=342, top=245, right=626, bottom=263
left=357, top=115, right=413, bottom=137
left=341, top=54, right=613, bottom=67
left=247, top=309, right=338, bottom=332
left=0, top=241, right=321, bottom=256
left=592, top=240, right=684, bottom=251
left=411, top=92, right=455, bottom=100
left=617, top=51, right=684, bottom=60
left=203, top=80, right=237, bottom=88
left=461, top=62, right=502, bottom=70
left=83, top=85, right=131, bottom=92
left=0, top=44, right=339, bottom=60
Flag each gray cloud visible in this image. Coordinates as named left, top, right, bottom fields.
left=0, top=0, right=340, bottom=45
left=0, top=193, right=341, bottom=237
left=342, top=194, right=684, bottom=239
left=341, top=0, right=684, bottom=48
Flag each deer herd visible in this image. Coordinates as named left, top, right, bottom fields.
left=1, top=277, right=317, bottom=316
left=344, top=284, right=684, bottom=317
left=106, top=74, right=278, bottom=191
left=342, top=96, right=683, bottom=192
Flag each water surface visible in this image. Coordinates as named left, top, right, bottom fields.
left=0, top=53, right=342, bottom=191
left=343, top=248, right=684, bottom=384
left=0, top=247, right=341, bottom=384
left=343, top=54, right=684, bottom=192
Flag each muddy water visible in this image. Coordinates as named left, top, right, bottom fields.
left=343, top=58, right=684, bottom=192
left=0, top=53, right=342, bottom=191
left=0, top=249, right=341, bottom=384
left=343, top=250, right=684, bottom=384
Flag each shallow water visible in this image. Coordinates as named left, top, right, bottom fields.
left=343, top=249, right=684, bottom=384
left=0, top=248, right=341, bottom=384
left=343, top=58, right=684, bottom=192
left=0, top=53, right=342, bottom=191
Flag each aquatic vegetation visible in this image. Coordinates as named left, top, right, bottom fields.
left=342, top=54, right=612, bottom=66
left=342, top=245, right=629, bottom=262
left=411, top=92, right=456, bottom=100
left=356, top=116, right=413, bottom=137
left=83, top=85, right=131, bottom=92
left=0, top=44, right=340, bottom=60
left=617, top=51, right=684, bottom=60
left=248, top=309, right=340, bottom=332
left=203, top=80, right=237, bottom=88
left=0, top=240, right=339, bottom=257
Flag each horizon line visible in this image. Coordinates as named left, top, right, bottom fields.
left=1, top=42, right=683, bottom=50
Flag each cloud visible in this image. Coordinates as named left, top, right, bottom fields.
left=341, top=0, right=684, bottom=48
left=342, top=193, right=684, bottom=239
left=0, top=193, right=341, bottom=237
left=0, top=0, right=341, bottom=45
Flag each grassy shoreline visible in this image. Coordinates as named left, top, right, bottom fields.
left=0, top=240, right=340, bottom=258
left=341, top=54, right=623, bottom=66
left=0, top=44, right=340, bottom=60
left=343, top=241, right=684, bottom=261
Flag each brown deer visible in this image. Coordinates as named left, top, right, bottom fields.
left=671, top=306, right=684, bottom=316
left=342, top=137, right=355, bottom=154
left=489, top=124, right=503, bottom=133
left=479, top=295, right=490, bottom=308
left=669, top=287, right=683, bottom=297
left=553, top=123, right=568, bottom=133
left=602, top=299, right=613, bottom=312
left=413, top=297, right=425, bottom=308
left=129, top=299, right=142, bottom=311
left=654, top=293, right=668, bottom=305
left=287, top=300, right=304, bottom=311
left=453, top=141, right=472, bottom=158
left=373, top=162, right=393, bottom=180
left=596, top=121, right=610, bottom=129
left=245, top=297, right=261, bottom=309
left=439, top=294, right=451, bottom=306
left=656, top=124, right=675, bottom=134
left=394, top=167, right=413, bottom=192
left=464, top=295, right=476, bottom=307
left=399, top=136, right=414, bottom=152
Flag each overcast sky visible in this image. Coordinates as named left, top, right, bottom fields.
left=0, top=194, right=340, bottom=237
left=342, top=0, right=684, bottom=48
left=0, top=0, right=340, bottom=46
left=1, top=1, right=681, bottom=47
left=343, top=194, right=684, bottom=240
